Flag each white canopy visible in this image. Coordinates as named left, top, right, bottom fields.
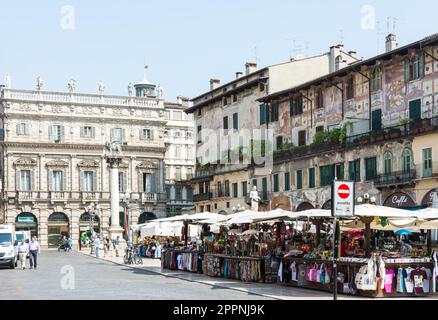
left=415, top=208, right=438, bottom=220
left=354, top=204, right=416, bottom=218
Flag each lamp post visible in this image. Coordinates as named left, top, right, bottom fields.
left=357, top=193, right=376, bottom=257
left=85, top=202, right=99, bottom=255
left=121, top=189, right=133, bottom=246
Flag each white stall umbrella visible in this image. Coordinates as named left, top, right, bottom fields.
left=355, top=204, right=413, bottom=217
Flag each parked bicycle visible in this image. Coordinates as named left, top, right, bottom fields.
left=124, top=245, right=143, bottom=265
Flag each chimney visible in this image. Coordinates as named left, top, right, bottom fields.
left=385, top=34, right=397, bottom=52
left=329, top=45, right=341, bottom=73
left=177, top=96, right=183, bottom=105
left=209, top=79, right=220, bottom=91
left=348, top=51, right=358, bottom=60
left=245, top=62, right=257, bottom=75
left=235, top=72, right=243, bottom=79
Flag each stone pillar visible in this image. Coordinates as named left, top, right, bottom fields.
left=159, top=160, right=165, bottom=193
left=107, top=157, right=124, bottom=240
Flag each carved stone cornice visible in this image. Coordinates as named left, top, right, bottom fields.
left=137, top=160, right=158, bottom=170
left=2, top=142, right=167, bottom=154
left=46, top=159, right=69, bottom=167
left=14, top=158, right=37, bottom=166
left=77, top=159, right=100, bottom=168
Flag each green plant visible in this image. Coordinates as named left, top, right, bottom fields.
left=312, top=131, right=328, bottom=145
left=399, top=118, right=411, bottom=125
left=339, top=121, right=353, bottom=144
left=329, top=128, right=342, bottom=144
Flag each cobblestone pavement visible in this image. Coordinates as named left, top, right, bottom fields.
left=0, top=250, right=270, bottom=300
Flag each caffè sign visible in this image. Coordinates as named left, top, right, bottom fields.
left=422, top=189, right=438, bottom=206
left=383, top=192, right=415, bottom=208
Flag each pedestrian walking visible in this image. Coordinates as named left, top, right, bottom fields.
left=67, top=237, right=73, bottom=252
left=94, top=236, right=101, bottom=258
left=113, top=236, right=120, bottom=257
left=29, top=236, right=40, bottom=269
left=17, top=240, right=29, bottom=270
left=103, top=237, right=108, bottom=257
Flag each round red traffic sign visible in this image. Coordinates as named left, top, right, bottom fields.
left=337, top=184, right=350, bottom=199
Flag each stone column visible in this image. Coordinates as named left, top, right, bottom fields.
left=107, top=157, right=124, bottom=240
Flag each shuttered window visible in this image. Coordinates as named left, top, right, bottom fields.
left=296, top=170, right=303, bottom=190
left=308, top=168, right=315, bottom=188
left=284, top=172, right=290, bottom=191
left=273, top=174, right=279, bottom=192
left=365, top=157, right=377, bottom=181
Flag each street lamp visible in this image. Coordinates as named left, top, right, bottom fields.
left=85, top=202, right=99, bottom=255
left=121, top=188, right=133, bottom=245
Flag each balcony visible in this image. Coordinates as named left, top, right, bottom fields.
left=374, top=170, right=416, bottom=188
left=273, top=141, right=342, bottom=163
left=193, top=192, right=212, bottom=202
left=194, top=163, right=248, bottom=179
left=81, top=192, right=99, bottom=203
left=16, top=191, right=36, bottom=203
left=346, top=116, right=438, bottom=148
left=50, top=191, right=67, bottom=203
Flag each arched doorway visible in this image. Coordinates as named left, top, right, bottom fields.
left=15, top=212, right=38, bottom=239
left=296, top=202, right=314, bottom=212
left=138, top=212, right=157, bottom=224
left=422, top=189, right=438, bottom=207
left=79, top=213, right=100, bottom=237
left=322, top=200, right=332, bottom=210
left=48, top=212, right=69, bottom=248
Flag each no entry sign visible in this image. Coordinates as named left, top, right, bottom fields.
left=337, top=184, right=350, bottom=199
left=332, top=180, right=355, bottom=217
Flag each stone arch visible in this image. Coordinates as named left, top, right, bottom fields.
left=296, top=202, right=315, bottom=212
left=138, top=212, right=157, bottom=224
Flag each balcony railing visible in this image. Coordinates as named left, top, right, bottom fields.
left=50, top=191, right=67, bottom=202
left=1, top=88, right=160, bottom=108
left=273, top=141, right=342, bottom=162
left=374, top=170, right=416, bottom=188
left=16, top=191, right=36, bottom=202
left=193, top=192, right=212, bottom=202
left=346, top=116, right=438, bottom=148
left=195, top=163, right=248, bottom=179
left=81, top=192, right=99, bottom=202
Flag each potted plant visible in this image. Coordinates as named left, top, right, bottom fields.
left=388, top=127, right=402, bottom=139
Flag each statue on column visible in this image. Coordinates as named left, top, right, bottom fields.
left=128, top=83, right=134, bottom=97
left=36, top=76, right=44, bottom=91
left=98, top=80, right=105, bottom=95
left=249, top=186, right=261, bottom=211
left=156, top=83, right=164, bottom=99
left=104, top=141, right=122, bottom=157
left=67, top=79, right=76, bottom=93
left=4, top=74, right=11, bottom=88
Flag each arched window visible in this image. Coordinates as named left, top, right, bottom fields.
left=402, top=148, right=413, bottom=172
left=384, top=152, right=393, bottom=174
left=371, top=67, right=382, bottom=92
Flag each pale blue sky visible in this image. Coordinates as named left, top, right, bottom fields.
left=0, top=0, right=436, bottom=101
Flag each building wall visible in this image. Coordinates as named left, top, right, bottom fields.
left=0, top=88, right=167, bottom=247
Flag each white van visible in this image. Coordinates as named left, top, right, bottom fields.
left=15, top=231, right=31, bottom=243
left=0, top=225, right=18, bottom=269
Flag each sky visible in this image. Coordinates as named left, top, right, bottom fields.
left=0, top=0, right=437, bottom=101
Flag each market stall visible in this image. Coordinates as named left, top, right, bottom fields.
left=272, top=205, right=438, bottom=297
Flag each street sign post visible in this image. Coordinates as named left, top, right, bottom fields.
left=331, top=180, right=355, bottom=300
left=332, top=180, right=355, bottom=218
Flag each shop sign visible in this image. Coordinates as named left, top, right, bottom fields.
left=422, top=189, right=438, bottom=207
left=332, top=180, right=355, bottom=218
left=383, top=192, right=415, bottom=208
left=80, top=226, right=90, bottom=231
left=17, top=216, right=34, bottom=223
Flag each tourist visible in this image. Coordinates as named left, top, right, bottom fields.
left=29, top=236, right=41, bottom=269
left=17, top=240, right=29, bottom=270
left=113, top=236, right=120, bottom=257
left=94, top=236, right=101, bottom=258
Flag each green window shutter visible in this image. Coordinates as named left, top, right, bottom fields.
left=404, top=58, right=410, bottom=82
left=296, top=170, right=302, bottom=190
left=252, top=179, right=257, bottom=188
left=232, top=113, right=238, bottom=130
left=339, top=164, right=344, bottom=180
left=265, top=103, right=270, bottom=123
left=308, top=168, right=315, bottom=188
left=372, top=109, right=382, bottom=131
left=284, top=172, right=290, bottom=191
left=298, top=96, right=303, bottom=114
left=289, top=97, right=293, bottom=116
left=419, top=51, right=425, bottom=78
left=365, top=157, right=377, bottom=181
left=262, top=177, right=268, bottom=200
left=259, top=104, right=266, bottom=125
left=273, top=174, right=279, bottom=192
left=223, top=116, right=228, bottom=130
